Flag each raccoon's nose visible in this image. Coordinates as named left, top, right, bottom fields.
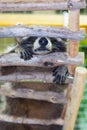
left=39, top=37, right=48, bottom=46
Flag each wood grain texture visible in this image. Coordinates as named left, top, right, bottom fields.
left=0, top=87, right=67, bottom=104
left=0, top=0, right=86, bottom=11
left=0, top=114, right=64, bottom=125
left=63, top=67, right=87, bottom=130
left=68, top=9, right=81, bottom=75
left=0, top=25, right=85, bottom=40
left=0, top=52, right=84, bottom=67
left=68, top=10, right=80, bottom=57
left=0, top=71, right=73, bottom=84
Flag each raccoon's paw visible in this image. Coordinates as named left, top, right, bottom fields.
left=52, top=66, right=68, bottom=84
left=20, top=48, right=33, bottom=60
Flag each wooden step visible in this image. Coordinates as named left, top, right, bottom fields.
left=0, top=72, right=73, bottom=84
left=0, top=87, right=67, bottom=104
left=0, top=52, right=84, bottom=67
left=0, top=0, right=86, bottom=11
left=0, top=114, right=64, bottom=126
left=0, top=25, right=85, bottom=40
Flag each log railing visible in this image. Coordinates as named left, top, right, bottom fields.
left=0, top=25, right=85, bottom=40
left=0, top=0, right=86, bottom=11
left=0, top=52, right=84, bottom=67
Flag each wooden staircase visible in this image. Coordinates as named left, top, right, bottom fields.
left=0, top=0, right=87, bottom=130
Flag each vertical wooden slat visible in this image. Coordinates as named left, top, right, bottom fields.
left=68, top=10, right=80, bottom=32
left=64, top=5, right=86, bottom=130
left=68, top=9, right=80, bottom=57
left=68, top=9, right=80, bottom=75
left=63, top=67, right=87, bottom=130
left=61, top=8, right=80, bottom=121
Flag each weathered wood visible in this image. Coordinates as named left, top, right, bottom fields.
left=0, top=25, right=85, bottom=40
left=68, top=10, right=80, bottom=57
left=0, top=0, right=86, bottom=11
left=0, top=87, right=67, bottom=104
left=0, top=52, right=84, bottom=67
left=0, top=71, right=73, bottom=84
left=0, top=114, right=64, bottom=125
left=68, top=9, right=80, bottom=74
left=61, top=85, right=71, bottom=119
left=63, top=67, right=87, bottom=130
left=7, top=82, right=68, bottom=92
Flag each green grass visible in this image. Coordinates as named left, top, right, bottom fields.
left=79, top=38, right=87, bottom=67
left=0, top=38, right=14, bottom=53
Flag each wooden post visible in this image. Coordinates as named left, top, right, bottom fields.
left=68, top=9, right=80, bottom=75
left=61, top=8, right=81, bottom=122
left=68, top=9, right=80, bottom=56
left=63, top=67, right=87, bottom=130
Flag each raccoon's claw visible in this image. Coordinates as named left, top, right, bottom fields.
left=53, top=66, right=68, bottom=84
left=53, top=73, right=66, bottom=84
left=20, top=48, right=33, bottom=60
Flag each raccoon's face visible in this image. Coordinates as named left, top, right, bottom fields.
left=32, top=37, right=52, bottom=55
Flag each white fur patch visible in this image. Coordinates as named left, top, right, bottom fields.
left=33, top=37, right=52, bottom=54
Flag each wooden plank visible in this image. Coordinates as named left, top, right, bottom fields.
left=0, top=53, right=84, bottom=67
left=0, top=25, right=85, bottom=40
left=0, top=87, right=67, bottom=104
left=63, top=67, right=87, bottom=130
left=0, top=0, right=86, bottom=11
left=0, top=114, right=64, bottom=125
left=0, top=71, right=73, bottom=84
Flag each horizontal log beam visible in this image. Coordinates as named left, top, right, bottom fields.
left=0, top=87, right=67, bottom=104
left=0, top=0, right=86, bottom=11
left=0, top=71, right=73, bottom=83
left=0, top=114, right=64, bottom=125
left=0, top=52, right=84, bottom=67
left=0, top=25, right=85, bottom=40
